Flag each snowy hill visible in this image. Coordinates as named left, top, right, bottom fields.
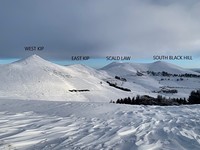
left=101, top=61, right=200, bottom=98
left=0, top=55, right=131, bottom=101
left=101, top=61, right=199, bottom=76
left=1, top=55, right=200, bottom=149
left=0, top=55, right=199, bottom=101
left=191, top=68, right=200, bottom=73
left=147, top=61, right=199, bottom=74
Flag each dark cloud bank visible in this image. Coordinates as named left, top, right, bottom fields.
left=0, top=0, right=200, bottom=60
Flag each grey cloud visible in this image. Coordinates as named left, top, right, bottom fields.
left=0, top=0, right=200, bottom=60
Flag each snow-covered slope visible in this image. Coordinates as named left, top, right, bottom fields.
left=0, top=99, right=200, bottom=150
left=1, top=56, right=200, bottom=149
left=0, top=55, right=131, bottom=101
left=147, top=61, right=199, bottom=74
left=101, top=61, right=200, bottom=98
left=191, top=68, right=200, bottom=73
left=0, top=55, right=199, bottom=101
left=101, top=61, right=199, bottom=76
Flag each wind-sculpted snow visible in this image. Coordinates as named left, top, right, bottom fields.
left=0, top=99, right=200, bottom=150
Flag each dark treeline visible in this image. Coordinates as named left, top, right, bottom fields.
left=111, top=90, right=200, bottom=106
left=188, top=90, right=200, bottom=104
left=115, top=76, right=127, bottom=82
left=147, top=71, right=200, bottom=78
left=69, top=89, right=90, bottom=92
left=106, top=81, right=131, bottom=92
left=157, top=89, right=178, bottom=94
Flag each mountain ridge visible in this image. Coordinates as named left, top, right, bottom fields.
left=101, top=60, right=199, bottom=75
left=0, top=54, right=130, bottom=101
left=0, top=54, right=199, bottom=101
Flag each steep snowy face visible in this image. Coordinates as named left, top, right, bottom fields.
left=13, top=54, right=49, bottom=65
left=1, top=54, right=72, bottom=82
left=0, top=55, right=74, bottom=100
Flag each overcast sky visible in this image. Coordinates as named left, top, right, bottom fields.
left=0, top=0, right=200, bottom=66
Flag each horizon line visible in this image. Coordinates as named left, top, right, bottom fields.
left=0, top=54, right=199, bottom=69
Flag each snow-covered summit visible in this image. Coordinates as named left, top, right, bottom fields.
left=11, top=54, right=57, bottom=68
left=23, top=54, right=43, bottom=61
left=147, top=61, right=197, bottom=74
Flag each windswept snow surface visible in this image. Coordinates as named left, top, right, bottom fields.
left=0, top=99, right=200, bottom=150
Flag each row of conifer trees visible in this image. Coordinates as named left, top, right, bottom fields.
left=110, top=90, right=200, bottom=106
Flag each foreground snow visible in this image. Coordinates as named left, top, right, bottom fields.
left=0, top=99, right=200, bottom=150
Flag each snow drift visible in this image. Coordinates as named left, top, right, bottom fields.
left=0, top=99, right=200, bottom=150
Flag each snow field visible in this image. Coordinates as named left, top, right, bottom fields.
left=0, top=99, right=200, bottom=150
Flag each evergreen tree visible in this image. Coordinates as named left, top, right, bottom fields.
left=135, top=95, right=140, bottom=104
left=188, top=90, right=200, bottom=104
left=131, top=97, right=135, bottom=104
left=127, top=97, right=131, bottom=104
